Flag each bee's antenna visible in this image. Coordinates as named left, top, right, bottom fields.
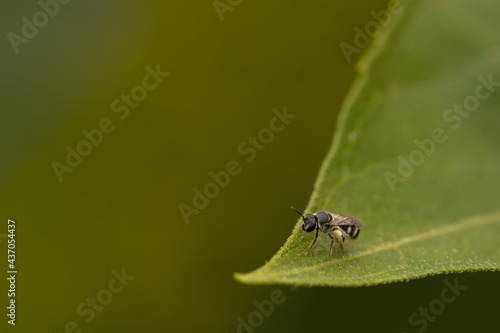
left=291, top=206, right=305, bottom=218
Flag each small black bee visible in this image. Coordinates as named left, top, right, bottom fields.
left=291, top=206, right=363, bottom=260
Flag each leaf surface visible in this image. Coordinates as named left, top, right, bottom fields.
left=235, top=0, right=500, bottom=286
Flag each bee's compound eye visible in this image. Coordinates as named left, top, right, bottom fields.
left=302, top=215, right=316, bottom=232
left=301, top=222, right=308, bottom=232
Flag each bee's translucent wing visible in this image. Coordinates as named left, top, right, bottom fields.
left=326, top=214, right=364, bottom=228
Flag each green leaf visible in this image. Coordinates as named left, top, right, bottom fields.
left=235, top=0, right=500, bottom=287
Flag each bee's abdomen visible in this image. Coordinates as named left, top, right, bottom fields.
left=339, top=225, right=361, bottom=239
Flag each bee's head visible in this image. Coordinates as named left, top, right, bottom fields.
left=301, top=214, right=317, bottom=232
left=291, top=206, right=317, bottom=233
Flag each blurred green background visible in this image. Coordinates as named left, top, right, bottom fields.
left=1, top=0, right=498, bottom=332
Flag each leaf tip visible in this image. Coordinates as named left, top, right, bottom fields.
left=233, top=271, right=251, bottom=284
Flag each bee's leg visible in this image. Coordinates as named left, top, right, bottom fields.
left=328, top=234, right=335, bottom=261
left=338, top=234, right=346, bottom=253
left=306, top=228, right=319, bottom=254
left=332, top=229, right=346, bottom=254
